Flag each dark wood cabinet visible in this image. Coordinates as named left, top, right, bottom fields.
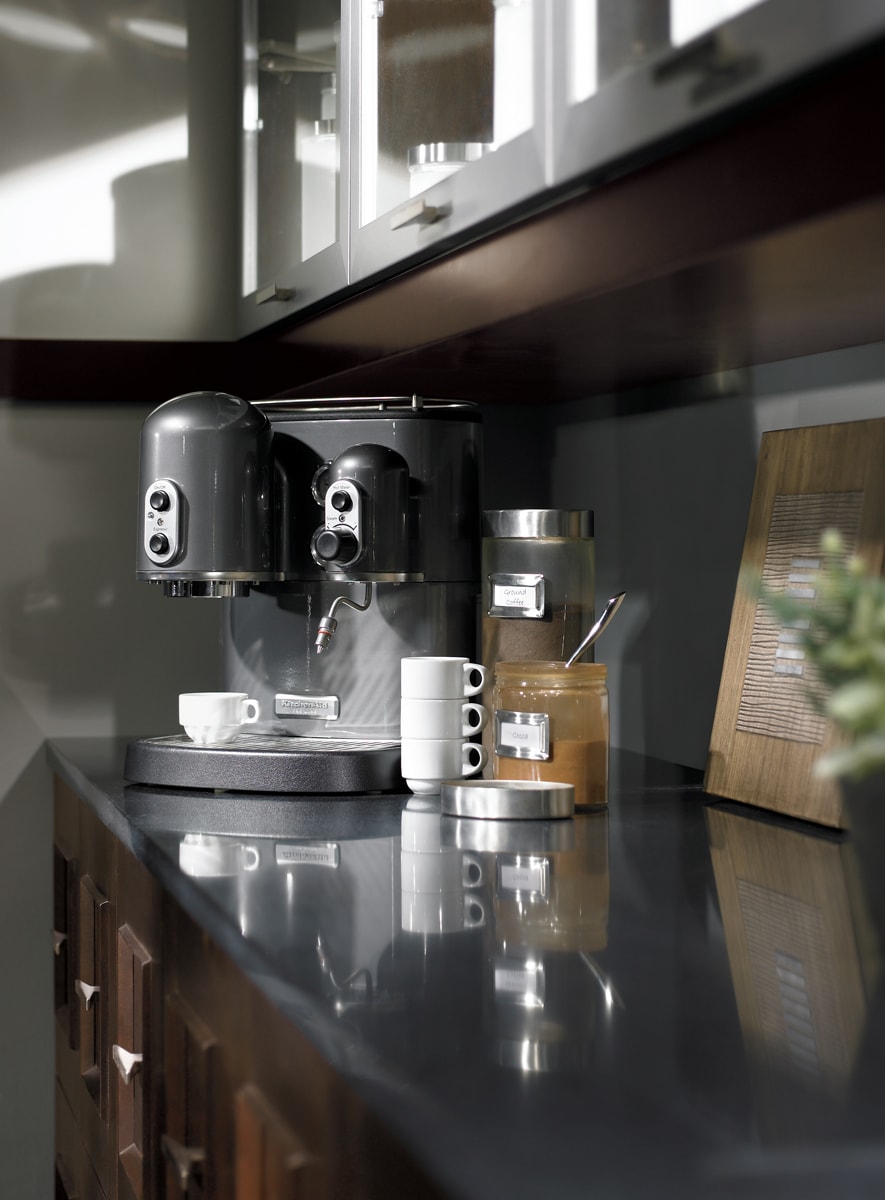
left=53, top=775, right=446, bottom=1200
left=54, top=780, right=115, bottom=1199
left=54, top=780, right=162, bottom=1200
left=114, top=923, right=157, bottom=1200
left=162, top=990, right=231, bottom=1200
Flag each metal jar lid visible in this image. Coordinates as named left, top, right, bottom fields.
left=441, top=814, right=575, bottom=853
left=482, top=510, right=593, bottom=538
left=440, top=779, right=575, bottom=820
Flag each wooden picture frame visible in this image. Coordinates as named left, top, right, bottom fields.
left=705, top=417, right=885, bottom=828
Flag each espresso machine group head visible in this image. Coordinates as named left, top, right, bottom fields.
left=128, top=393, right=483, bottom=793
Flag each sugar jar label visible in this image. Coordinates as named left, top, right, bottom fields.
left=495, top=709, right=550, bottom=760
left=488, top=573, right=545, bottom=619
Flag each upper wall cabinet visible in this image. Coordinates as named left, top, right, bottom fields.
left=348, top=0, right=546, bottom=284
left=236, top=0, right=885, bottom=338
left=238, top=0, right=347, bottom=337
left=548, top=0, right=885, bottom=191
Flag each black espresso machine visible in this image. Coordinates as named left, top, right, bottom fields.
left=124, top=393, right=482, bottom=793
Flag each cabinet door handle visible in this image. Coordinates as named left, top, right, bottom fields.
left=161, top=1134, right=206, bottom=1192
left=53, top=930, right=67, bottom=957
left=112, top=1043, right=143, bottom=1084
left=255, top=282, right=294, bottom=305
left=654, top=31, right=759, bottom=104
left=390, top=198, right=445, bottom=230
left=74, top=979, right=100, bottom=1010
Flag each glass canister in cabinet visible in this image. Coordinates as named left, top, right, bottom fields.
left=493, top=661, right=609, bottom=808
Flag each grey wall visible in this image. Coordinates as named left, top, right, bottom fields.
left=0, top=400, right=223, bottom=1199
left=483, top=343, right=885, bottom=771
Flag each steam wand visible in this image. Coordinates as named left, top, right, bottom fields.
left=314, top=582, right=374, bottom=654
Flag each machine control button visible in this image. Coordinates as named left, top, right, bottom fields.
left=149, top=489, right=170, bottom=512
left=149, top=533, right=170, bottom=555
left=314, top=528, right=358, bottom=562
left=329, top=489, right=352, bottom=513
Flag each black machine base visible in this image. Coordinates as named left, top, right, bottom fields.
left=124, top=733, right=403, bottom=795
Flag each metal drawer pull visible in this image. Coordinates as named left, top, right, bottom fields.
left=390, top=198, right=444, bottom=230
left=53, top=930, right=67, bottom=956
left=74, top=979, right=99, bottom=1009
left=162, top=1135, right=206, bottom=1192
left=112, top=1044, right=143, bottom=1084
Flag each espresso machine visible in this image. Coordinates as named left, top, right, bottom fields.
left=124, top=392, right=482, bottom=793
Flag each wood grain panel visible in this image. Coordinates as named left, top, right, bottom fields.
left=705, top=417, right=885, bottom=827
left=706, top=805, right=879, bottom=1141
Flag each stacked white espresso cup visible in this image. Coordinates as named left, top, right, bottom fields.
left=400, top=800, right=486, bottom=935
left=400, top=657, right=489, bottom=794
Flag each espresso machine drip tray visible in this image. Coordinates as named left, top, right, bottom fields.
left=124, top=735, right=403, bottom=795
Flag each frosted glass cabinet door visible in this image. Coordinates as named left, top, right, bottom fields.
left=550, top=0, right=885, bottom=193
left=350, top=0, right=546, bottom=285
left=240, top=0, right=347, bottom=335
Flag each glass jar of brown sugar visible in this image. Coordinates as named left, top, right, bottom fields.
left=492, top=661, right=608, bottom=808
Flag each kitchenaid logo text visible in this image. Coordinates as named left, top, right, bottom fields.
left=275, top=694, right=339, bottom=719
left=275, top=842, right=340, bottom=869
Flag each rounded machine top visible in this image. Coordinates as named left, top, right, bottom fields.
left=143, top=391, right=270, bottom=434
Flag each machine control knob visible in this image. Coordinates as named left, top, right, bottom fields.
left=329, top=489, right=352, bottom=513
left=149, top=533, right=170, bottom=556
left=149, top=489, right=170, bottom=512
left=313, top=528, right=359, bottom=563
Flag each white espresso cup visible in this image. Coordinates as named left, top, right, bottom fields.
left=401, top=889, right=487, bottom=935
left=400, top=697, right=488, bottom=740
left=400, top=849, right=484, bottom=894
left=179, top=835, right=260, bottom=877
left=179, top=692, right=261, bottom=745
left=401, top=656, right=488, bottom=700
left=401, top=737, right=488, bottom=795
left=401, top=801, right=445, bottom=852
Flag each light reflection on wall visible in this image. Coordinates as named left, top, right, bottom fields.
left=0, top=117, right=187, bottom=284
left=0, top=4, right=98, bottom=53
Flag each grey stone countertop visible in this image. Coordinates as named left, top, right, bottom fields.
left=47, top=738, right=885, bottom=1200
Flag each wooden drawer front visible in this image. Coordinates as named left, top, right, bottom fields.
left=77, top=874, right=110, bottom=1122
left=114, top=923, right=154, bottom=1200
left=53, top=840, right=78, bottom=1050
left=56, top=1079, right=107, bottom=1200
left=163, top=992, right=233, bottom=1200
left=234, top=1083, right=322, bottom=1200
left=55, top=1078, right=80, bottom=1200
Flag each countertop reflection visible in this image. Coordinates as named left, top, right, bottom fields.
left=48, top=739, right=885, bottom=1200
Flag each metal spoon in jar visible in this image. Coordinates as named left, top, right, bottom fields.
left=564, top=591, right=626, bottom=667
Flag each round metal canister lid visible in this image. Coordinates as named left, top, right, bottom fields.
left=482, top=509, right=593, bottom=538
left=441, top=814, right=576, bottom=854
left=440, top=779, right=575, bottom=820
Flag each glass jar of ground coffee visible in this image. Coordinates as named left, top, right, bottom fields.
left=492, top=661, right=608, bottom=808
